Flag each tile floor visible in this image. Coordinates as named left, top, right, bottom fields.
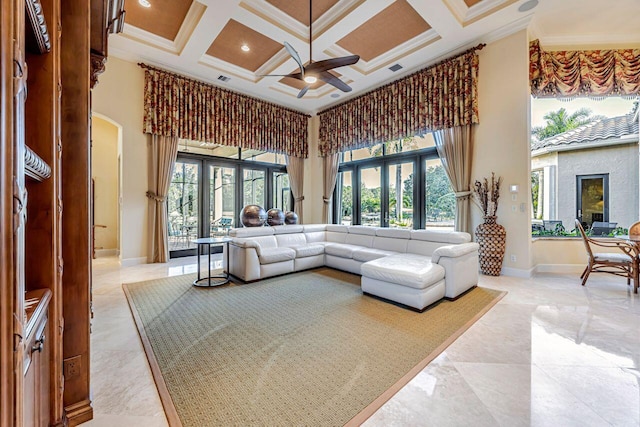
left=82, top=256, right=640, bottom=426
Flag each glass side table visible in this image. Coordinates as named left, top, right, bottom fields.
left=191, top=237, right=232, bottom=287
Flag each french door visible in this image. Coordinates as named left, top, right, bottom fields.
left=354, top=159, right=416, bottom=228
left=335, top=149, right=452, bottom=229
left=168, top=154, right=290, bottom=258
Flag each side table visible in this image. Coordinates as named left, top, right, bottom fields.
left=192, top=237, right=232, bottom=287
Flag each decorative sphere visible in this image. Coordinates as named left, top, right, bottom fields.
left=266, top=208, right=285, bottom=226
left=284, top=211, right=298, bottom=225
left=240, top=205, right=267, bottom=227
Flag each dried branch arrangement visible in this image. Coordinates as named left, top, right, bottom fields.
left=473, top=172, right=503, bottom=217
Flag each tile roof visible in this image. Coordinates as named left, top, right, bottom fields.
left=531, top=113, right=639, bottom=151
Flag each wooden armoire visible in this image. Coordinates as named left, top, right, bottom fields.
left=0, top=0, right=123, bottom=426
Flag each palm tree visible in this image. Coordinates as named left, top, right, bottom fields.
left=532, top=107, right=603, bottom=142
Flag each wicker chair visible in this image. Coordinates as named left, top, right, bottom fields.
left=629, top=221, right=640, bottom=236
left=575, top=219, right=638, bottom=293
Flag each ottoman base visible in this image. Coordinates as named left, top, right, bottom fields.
left=361, top=276, right=445, bottom=311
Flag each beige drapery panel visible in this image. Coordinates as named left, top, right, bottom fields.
left=147, top=134, right=178, bottom=263
left=433, top=125, right=474, bottom=233
left=286, top=155, right=305, bottom=223
left=530, top=39, right=640, bottom=98
left=318, top=46, right=482, bottom=155
left=140, top=64, right=309, bottom=157
left=322, top=153, right=340, bottom=223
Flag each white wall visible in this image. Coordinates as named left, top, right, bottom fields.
left=92, top=57, right=148, bottom=265
left=304, top=116, right=323, bottom=224
left=473, top=29, right=533, bottom=276
left=91, top=116, right=119, bottom=253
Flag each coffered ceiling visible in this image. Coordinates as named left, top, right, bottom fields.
left=111, top=0, right=640, bottom=114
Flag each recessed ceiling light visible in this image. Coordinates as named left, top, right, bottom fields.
left=241, top=44, right=250, bottom=52
left=138, top=0, right=151, bottom=8
left=518, top=0, right=538, bottom=12
left=330, top=93, right=340, bottom=98
left=303, top=75, right=317, bottom=84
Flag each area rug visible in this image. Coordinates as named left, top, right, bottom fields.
left=123, top=268, right=505, bottom=427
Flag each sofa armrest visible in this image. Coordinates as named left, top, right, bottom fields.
left=431, top=242, right=479, bottom=263
left=231, top=239, right=263, bottom=256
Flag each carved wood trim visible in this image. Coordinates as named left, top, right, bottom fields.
left=25, top=0, right=51, bottom=54
left=90, top=53, right=106, bottom=89
left=25, top=145, right=52, bottom=181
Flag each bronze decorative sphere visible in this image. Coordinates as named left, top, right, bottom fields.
left=284, top=211, right=298, bottom=225
left=240, top=205, right=267, bottom=227
left=266, top=208, right=285, bottom=226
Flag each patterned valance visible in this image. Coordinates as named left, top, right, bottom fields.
left=318, top=47, right=481, bottom=156
left=530, top=39, right=640, bottom=99
left=141, top=64, right=309, bottom=158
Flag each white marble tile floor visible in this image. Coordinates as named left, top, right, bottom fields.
left=81, top=256, right=640, bottom=427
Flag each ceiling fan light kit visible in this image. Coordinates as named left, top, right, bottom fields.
left=262, top=0, right=359, bottom=99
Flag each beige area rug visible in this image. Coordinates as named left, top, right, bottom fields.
left=123, top=268, right=505, bottom=427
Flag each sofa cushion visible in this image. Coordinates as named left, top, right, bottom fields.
left=305, top=231, right=327, bottom=244
left=345, top=233, right=374, bottom=248
left=348, top=226, right=378, bottom=236
left=290, top=244, right=325, bottom=258
left=410, top=230, right=471, bottom=244
left=324, top=243, right=363, bottom=259
left=272, top=224, right=304, bottom=234
left=375, top=228, right=411, bottom=239
left=230, top=227, right=275, bottom=238
left=326, top=231, right=347, bottom=243
left=276, top=233, right=306, bottom=247
left=361, top=254, right=443, bottom=290
left=303, top=224, right=327, bottom=233
left=258, top=247, right=296, bottom=264
left=372, top=236, right=408, bottom=253
left=353, top=248, right=398, bottom=262
left=326, top=224, right=349, bottom=232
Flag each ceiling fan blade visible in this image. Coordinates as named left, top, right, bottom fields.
left=297, top=86, right=310, bottom=98
left=318, top=71, right=352, bottom=92
left=284, top=41, right=305, bottom=77
left=259, top=72, right=303, bottom=80
left=306, top=55, right=360, bottom=74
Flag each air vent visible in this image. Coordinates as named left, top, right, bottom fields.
left=389, top=63, right=403, bottom=72
left=217, top=75, right=230, bottom=82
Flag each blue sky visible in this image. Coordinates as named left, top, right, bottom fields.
left=531, top=96, right=637, bottom=128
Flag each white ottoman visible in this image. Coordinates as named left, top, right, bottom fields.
left=361, top=253, right=445, bottom=311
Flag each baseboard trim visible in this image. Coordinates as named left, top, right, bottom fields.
left=534, top=264, right=584, bottom=274
left=65, top=399, right=93, bottom=427
left=95, top=248, right=118, bottom=258
left=121, top=257, right=147, bottom=267
left=500, top=266, right=534, bottom=278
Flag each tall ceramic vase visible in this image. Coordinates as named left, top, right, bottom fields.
left=475, top=215, right=506, bottom=276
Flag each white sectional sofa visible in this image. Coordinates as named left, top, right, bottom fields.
left=227, top=224, right=479, bottom=311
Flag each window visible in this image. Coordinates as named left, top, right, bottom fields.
left=530, top=96, right=638, bottom=237
left=334, top=134, right=453, bottom=229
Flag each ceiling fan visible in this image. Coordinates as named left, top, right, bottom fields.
left=262, top=0, right=360, bottom=98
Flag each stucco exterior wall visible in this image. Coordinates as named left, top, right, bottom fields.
left=556, top=143, right=639, bottom=230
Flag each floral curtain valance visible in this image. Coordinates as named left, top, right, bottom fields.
left=318, top=47, right=481, bottom=156
left=530, top=39, right=640, bottom=99
left=141, top=65, right=309, bottom=158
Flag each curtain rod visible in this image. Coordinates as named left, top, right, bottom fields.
left=138, top=63, right=311, bottom=117
left=318, top=43, right=485, bottom=115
